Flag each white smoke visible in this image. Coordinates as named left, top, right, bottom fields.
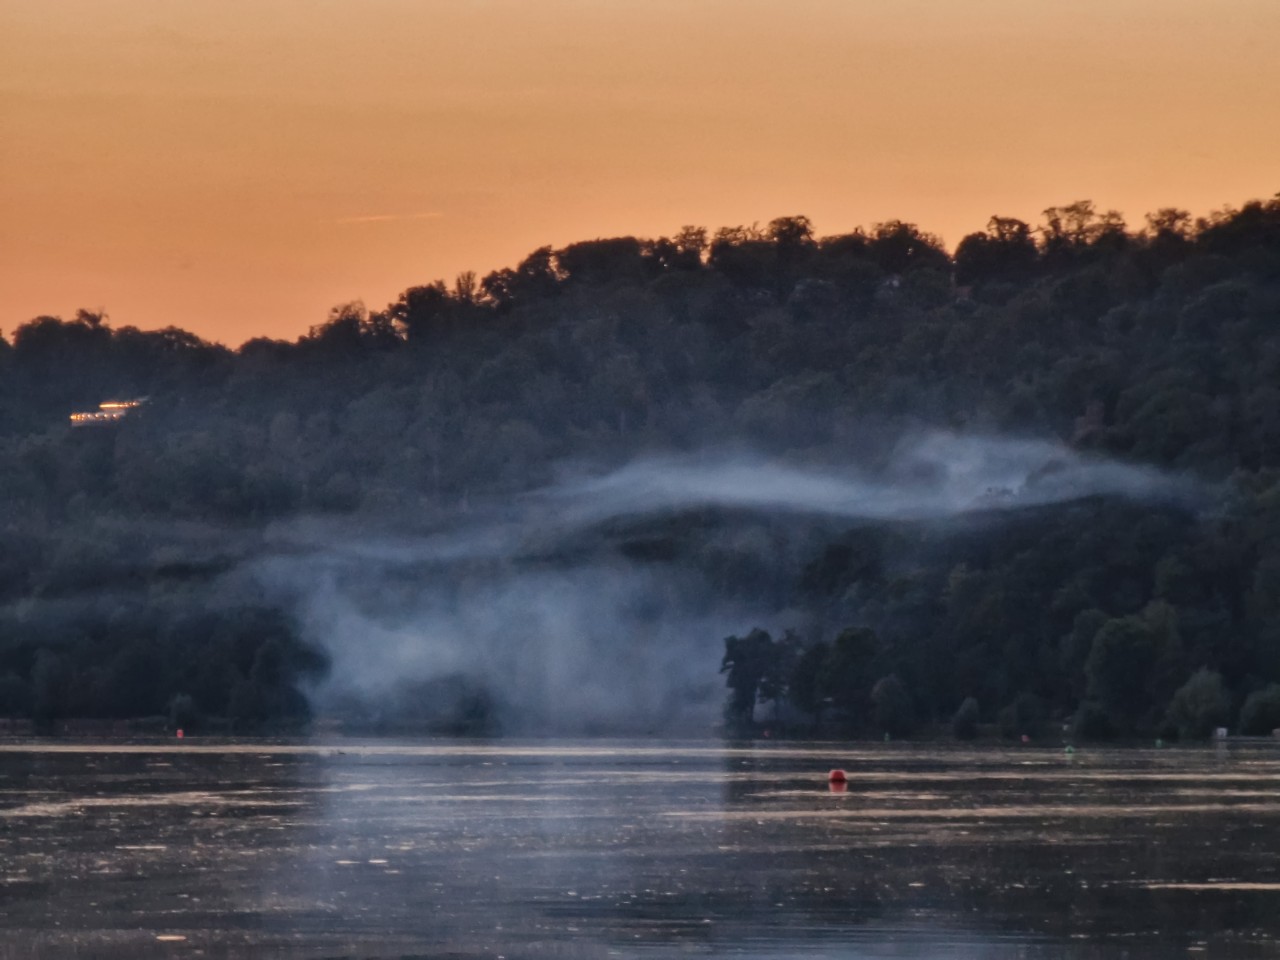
left=253, top=432, right=1196, bottom=732
left=541, top=432, right=1190, bottom=526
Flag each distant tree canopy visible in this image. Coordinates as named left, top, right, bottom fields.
left=2, top=192, right=1280, bottom=734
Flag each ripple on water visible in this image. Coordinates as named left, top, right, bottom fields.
left=2, top=740, right=1280, bottom=959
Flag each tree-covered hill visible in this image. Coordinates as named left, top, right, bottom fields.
left=1, top=193, right=1278, bottom=738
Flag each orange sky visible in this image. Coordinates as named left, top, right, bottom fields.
left=2, top=0, right=1277, bottom=346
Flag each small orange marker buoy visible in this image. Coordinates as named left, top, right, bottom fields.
left=827, top=768, right=847, bottom=783
left=176, top=729, right=184, bottom=740
left=1020, top=734, right=1029, bottom=744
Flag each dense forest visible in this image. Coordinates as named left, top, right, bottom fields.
left=2, top=193, right=1280, bottom=740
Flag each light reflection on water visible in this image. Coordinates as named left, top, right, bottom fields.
left=1, top=740, right=1279, bottom=958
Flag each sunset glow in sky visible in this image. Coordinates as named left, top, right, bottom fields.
left=3, top=0, right=1278, bottom=345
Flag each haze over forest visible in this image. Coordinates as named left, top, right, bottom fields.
left=2, top=193, right=1280, bottom=740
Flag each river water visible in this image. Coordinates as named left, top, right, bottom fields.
left=2, top=740, right=1280, bottom=958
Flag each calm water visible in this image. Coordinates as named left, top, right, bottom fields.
left=3, top=739, right=1280, bottom=958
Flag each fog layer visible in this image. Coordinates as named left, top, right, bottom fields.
left=256, top=433, right=1191, bottom=733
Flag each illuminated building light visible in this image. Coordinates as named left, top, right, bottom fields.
left=68, top=397, right=148, bottom=427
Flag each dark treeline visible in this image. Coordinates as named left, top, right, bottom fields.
left=1, top=194, right=1280, bottom=738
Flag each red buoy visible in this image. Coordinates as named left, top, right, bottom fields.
left=176, top=729, right=184, bottom=740
left=827, top=768, right=847, bottom=783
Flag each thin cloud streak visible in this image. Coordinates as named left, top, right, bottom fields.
left=332, top=212, right=445, bottom=225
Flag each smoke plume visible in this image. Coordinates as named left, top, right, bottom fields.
left=252, top=432, right=1195, bottom=733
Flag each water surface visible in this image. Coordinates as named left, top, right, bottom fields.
left=2, top=740, right=1279, bottom=958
